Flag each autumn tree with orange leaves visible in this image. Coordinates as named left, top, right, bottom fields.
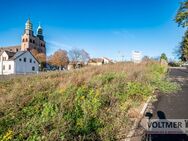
left=48, top=49, right=69, bottom=69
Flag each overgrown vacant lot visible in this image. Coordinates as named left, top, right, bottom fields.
left=0, top=62, right=179, bottom=141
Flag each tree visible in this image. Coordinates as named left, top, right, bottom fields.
left=175, top=1, right=188, bottom=27
left=176, top=1, right=188, bottom=61
left=36, top=53, right=46, bottom=68
left=160, top=53, right=168, bottom=61
left=68, top=48, right=90, bottom=63
left=31, top=49, right=46, bottom=70
left=48, top=49, right=69, bottom=69
left=179, top=31, right=188, bottom=61
left=142, top=56, right=150, bottom=61
left=30, top=49, right=39, bottom=58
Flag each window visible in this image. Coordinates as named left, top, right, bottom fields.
left=33, top=40, right=35, bottom=44
left=22, top=39, right=25, bottom=42
left=32, top=66, right=35, bottom=71
left=30, top=59, right=32, bottom=63
left=3, top=57, right=6, bottom=61
left=3, top=65, right=5, bottom=70
left=26, top=38, right=28, bottom=42
left=16, top=49, right=18, bottom=52
left=9, top=65, right=11, bottom=70
left=30, top=39, right=32, bottom=43
left=24, top=58, right=26, bottom=62
left=33, top=61, right=36, bottom=63
left=19, top=58, right=22, bottom=61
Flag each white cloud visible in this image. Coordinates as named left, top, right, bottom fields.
left=47, top=40, right=74, bottom=49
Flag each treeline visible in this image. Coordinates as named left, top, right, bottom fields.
left=31, top=48, right=90, bottom=70
left=176, top=0, right=188, bottom=61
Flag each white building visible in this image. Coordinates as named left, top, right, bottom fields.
left=102, top=57, right=113, bottom=64
left=132, top=51, right=142, bottom=63
left=0, top=51, right=39, bottom=75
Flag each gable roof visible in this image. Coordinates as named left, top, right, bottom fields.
left=28, top=51, right=40, bottom=64
left=0, top=50, right=40, bottom=64
left=9, top=51, right=26, bottom=60
left=88, top=58, right=104, bottom=63
left=102, top=57, right=113, bottom=62
left=8, top=51, right=39, bottom=63
left=3, top=50, right=16, bottom=58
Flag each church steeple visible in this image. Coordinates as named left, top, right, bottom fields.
left=24, top=18, right=33, bottom=35
left=37, top=23, right=44, bottom=40
left=25, top=18, right=33, bottom=30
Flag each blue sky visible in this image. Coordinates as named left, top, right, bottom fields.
left=0, top=0, right=185, bottom=60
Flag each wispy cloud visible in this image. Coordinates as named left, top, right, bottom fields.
left=46, top=40, right=76, bottom=55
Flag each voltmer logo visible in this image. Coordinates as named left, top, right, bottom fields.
left=147, top=119, right=188, bottom=134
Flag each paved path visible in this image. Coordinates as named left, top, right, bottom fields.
left=152, top=68, right=188, bottom=119
left=150, top=68, right=188, bottom=141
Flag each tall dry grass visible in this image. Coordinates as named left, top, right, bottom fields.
left=0, top=61, right=179, bottom=140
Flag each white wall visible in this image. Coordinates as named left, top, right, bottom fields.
left=0, top=52, right=15, bottom=75
left=132, top=51, right=142, bottom=63
left=103, top=58, right=111, bottom=64
left=15, top=52, right=39, bottom=74
left=0, top=51, right=39, bottom=75
left=0, top=51, right=9, bottom=61
left=0, top=61, right=15, bottom=75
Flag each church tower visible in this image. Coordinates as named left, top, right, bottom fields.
left=25, top=18, right=33, bottom=35
left=21, top=18, right=34, bottom=51
left=37, top=24, right=44, bottom=40
left=21, top=19, right=46, bottom=55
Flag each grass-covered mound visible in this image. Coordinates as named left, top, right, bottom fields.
left=0, top=61, right=179, bottom=141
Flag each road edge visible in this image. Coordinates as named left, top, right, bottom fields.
left=124, top=96, right=152, bottom=141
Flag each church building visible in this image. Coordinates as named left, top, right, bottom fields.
left=0, top=19, right=46, bottom=75
left=0, top=19, right=46, bottom=55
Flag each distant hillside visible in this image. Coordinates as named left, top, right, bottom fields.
left=0, top=62, right=179, bottom=141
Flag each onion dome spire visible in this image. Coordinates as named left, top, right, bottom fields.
left=37, top=22, right=44, bottom=40
left=25, top=18, right=33, bottom=31
left=37, top=23, right=43, bottom=35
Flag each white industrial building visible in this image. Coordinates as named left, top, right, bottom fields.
left=0, top=51, right=39, bottom=75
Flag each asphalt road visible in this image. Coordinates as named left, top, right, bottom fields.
left=150, top=68, right=188, bottom=141
left=152, top=68, right=188, bottom=119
